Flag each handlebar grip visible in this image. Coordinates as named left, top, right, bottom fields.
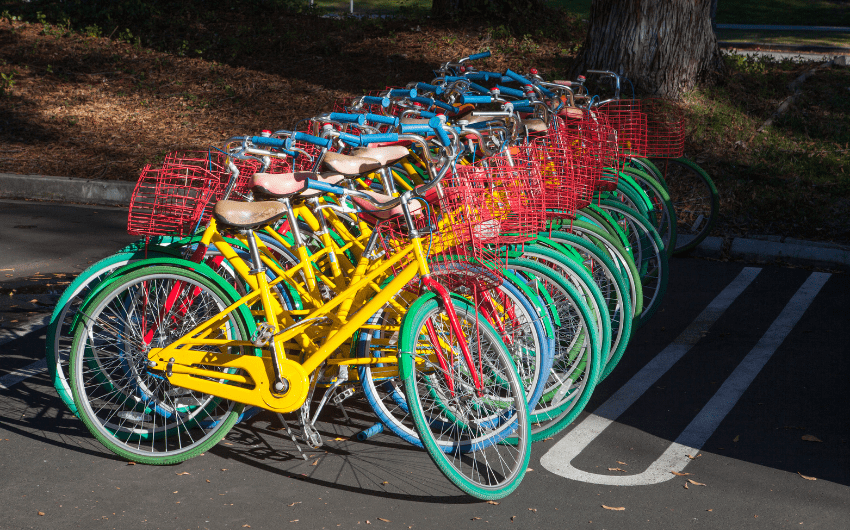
left=420, top=111, right=437, bottom=119
left=510, top=99, right=533, bottom=107
left=387, top=88, right=417, bottom=99
left=337, top=132, right=362, bottom=147
left=292, top=131, right=333, bottom=149
left=467, top=81, right=490, bottom=95
left=415, top=82, right=444, bottom=95
left=431, top=99, right=456, bottom=113
left=495, top=84, right=525, bottom=98
left=464, top=72, right=489, bottom=81
left=249, top=136, right=288, bottom=149
left=504, top=69, right=555, bottom=97
left=364, top=113, right=399, bottom=127
left=467, top=51, right=491, bottom=61
left=362, top=96, right=390, bottom=108
left=429, top=117, right=451, bottom=147
left=513, top=105, right=536, bottom=113
left=459, top=94, right=492, bottom=104
left=328, top=112, right=366, bottom=125
left=359, top=133, right=399, bottom=145
left=398, top=124, right=432, bottom=135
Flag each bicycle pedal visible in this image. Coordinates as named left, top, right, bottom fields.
left=301, top=423, right=323, bottom=449
left=332, top=387, right=356, bottom=405
left=251, top=322, right=275, bottom=347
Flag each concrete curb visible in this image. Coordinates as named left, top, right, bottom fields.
left=0, top=173, right=135, bottom=206
left=720, top=41, right=850, bottom=55
left=691, top=235, right=849, bottom=271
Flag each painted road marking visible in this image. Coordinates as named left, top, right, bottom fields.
left=541, top=270, right=830, bottom=485
left=0, top=358, right=48, bottom=391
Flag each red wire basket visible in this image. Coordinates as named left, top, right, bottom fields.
left=529, top=135, right=580, bottom=219
left=452, top=154, right=545, bottom=245
left=163, top=150, right=261, bottom=199
left=556, top=111, right=617, bottom=200
left=596, top=99, right=648, bottom=159
left=642, top=98, right=685, bottom=159
left=127, top=164, right=219, bottom=237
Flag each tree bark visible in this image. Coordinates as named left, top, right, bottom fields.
left=573, top=0, right=723, bottom=99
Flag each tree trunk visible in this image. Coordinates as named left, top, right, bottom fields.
left=574, top=0, right=723, bottom=99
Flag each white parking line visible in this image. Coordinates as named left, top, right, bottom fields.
left=0, top=313, right=51, bottom=390
left=0, top=358, right=48, bottom=391
left=541, top=270, right=830, bottom=485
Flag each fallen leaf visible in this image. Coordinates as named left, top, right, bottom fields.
left=334, top=437, right=348, bottom=441
left=366, top=521, right=371, bottom=524
left=528, top=508, right=537, bottom=512
left=206, top=480, right=210, bottom=483
left=617, top=461, right=627, bottom=465
left=242, top=525, right=251, bottom=528
left=684, top=482, right=689, bottom=489
left=29, top=299, right=38, bottom=303
left=602, top=505, right=625, bottom=511
left=381, top=481, right=388, bottom=485
left=733, top=435, right=740, bottom=442
left=176, top=472, right=190, bottom=475
left=223, top=442, right=233, bottom=445
left=671, top=471, right=691, bottom=476
left=173, top=491, right=178, bottom=494
left=688, top=479, right=706, bottom=486
left=608, top=467, right=626, bottom=472
left=378, top=518, right=390, bottom=522
left=802, top=435, right=822, bottom=442
left=290, top=520, right=298, bottom=523
left=526, top=468, right=533, bottom=472
left=288, top=502, right=301, bottom=507
left=707, top=509, right=713, bottom=512
left=38, top=512, right=45, bottom=516
left=311, top=460, right=319, bottom=466
left=510, top=516, right=516, bottom=521
left=798, top=472, right=816, bottom=481
left=472, top=517, right=481, bottom=520
left=221, top=469, right=228, bottom=471
left=127, top=462, right=136, bottom=465
left=687, top=454, right=702, bottom=460
left=487, top=501, right=499, bottom=505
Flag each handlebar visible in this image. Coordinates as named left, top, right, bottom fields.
left=586, top=69, right=620, bottom=99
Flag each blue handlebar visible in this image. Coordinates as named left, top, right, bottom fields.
left=415, top=82, right=444, bottom=95
left=337, top=132, right=362, bottom=147
left=399, top=124, right=432, bottom=135
left=387, top=88, right=417, bottom=99
left=292, top=132, right=333, bottom=149
left=305, top=178, right=348, bottom=195
left=459, top=94, right=492, bottom=105
left=429, top=116, right=451, bottom=147
left=495, top=85, right=525, bottom=98
left=364, top=113, right=399, bottom=127
left=359, top=133, right=399, bottom=145
left=250, top=136, right=287, bottom=149
left=328, top=113, right=366, bottom=125
left=504, top=69, right=555, bottom=97
left=467, top=51, right=491, bottom=61
left=362, top=96, right=390, bottom=108
left=467, top=81, right=490, bottom=95
left=513, top=105, right=536, bottom=113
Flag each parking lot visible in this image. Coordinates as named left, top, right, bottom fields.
left=1, top=201, right=848, bottom=529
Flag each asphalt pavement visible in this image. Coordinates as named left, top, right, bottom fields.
left=1, top=200, right=848, bottom=529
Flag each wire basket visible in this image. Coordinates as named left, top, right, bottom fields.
left=127, top=164, right=219, bottom=237
left=597, top=99, right=648, bottom=159
left=556, top=111, right=616, bottom=200
left=163, top=150, right=261, bottom=199
left=643, top=98, right=685, bottom=159
left=529, top=135, right=581, bottom=219
left=452, top=154, right=545, bottom=245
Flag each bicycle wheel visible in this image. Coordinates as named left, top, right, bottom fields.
left=359, top=274, right=552, bottom=445
left=47, top=248, right=179, bottom=415
left=598, top=200, right=669, bottom=326
left=543, top=232, right=632, bottom=377
left=399, top=294, right=530, bottom=500
left=623, top=167, right=677, bottom=257
left=648, top=157, right=719, bottom=254
left=69, top=264, right=255, bottom=464
left=505, top=259, right=602, bottom=442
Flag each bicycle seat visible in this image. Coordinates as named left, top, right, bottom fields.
left=322, top=152, right=382, bottom=176
left=350, top=145, right=409, bottom=166
left=252, top=171, right=344, bottom=199
left=521, top=119, right=548, bottom=132
left=213, top=200, right=287, bottom=229
left=352, top=189, right=423, bottom=221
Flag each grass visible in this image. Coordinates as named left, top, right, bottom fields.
left=717, top=29, right=850, bottom=48
left=684, top=55, right=850, bottom=242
